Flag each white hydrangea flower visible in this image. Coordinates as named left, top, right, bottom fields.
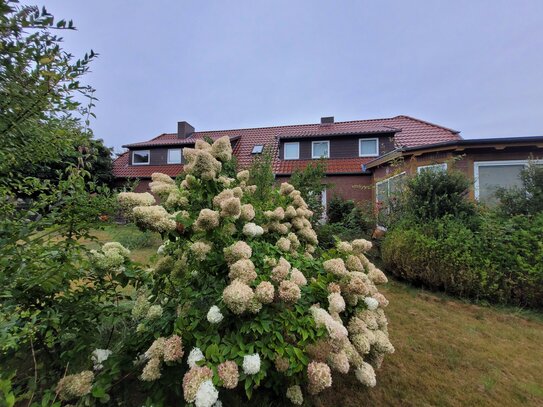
left=91, top=349, right=112, bottom=370
left=212, top=401, right=222, bottom=407
left=157, top=245, right=165, bottom=255
left=195, top=379, right=219, bottom=407
left=242, top=222, right=264, bottom=237
left=207, top=305, right=224, bottom=324
left=188, top=347, right=205, bottom=368
left=242, top=353, right=261, bottom=375
left=364, top=297, right=379, bottom=311
left=146, top=305, right=163, bottom=320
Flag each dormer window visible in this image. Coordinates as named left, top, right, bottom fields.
left=132, top=150, right=150, bottom=165
left=284, top=142, right=300, bottom=160
left=359, top=138, right=379, bottom=157
left=167, top=148, right=183, bottom=164
left=312, top=140, right=330, bottom=159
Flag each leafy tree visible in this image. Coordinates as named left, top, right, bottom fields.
left=0, top=0, right=97, bottom=182
left=290, top=160, right=327, bottom=224
left=19, top=136, right=115, bottom=188
left=0, top=2, right=124, bottom=403
left=247, top=148, right=275, bottom=203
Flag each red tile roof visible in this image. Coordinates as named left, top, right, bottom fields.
left=275, top=158, right=374, bottom=175
left=112, top=151, right=185, bottom=178
left=113, top=115, right=461, bottom=178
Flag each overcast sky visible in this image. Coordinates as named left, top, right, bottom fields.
left=34, top=0, right=543, bottom=152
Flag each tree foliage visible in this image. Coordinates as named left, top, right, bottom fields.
left=290, top=160, right=327, bottom=224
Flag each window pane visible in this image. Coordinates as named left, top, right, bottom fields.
left=133, top=151, right=149, bottom=164
left=376, top=181, right=389, bottom=202
left=418, top=163, right=447, bottom=174
left=284, top=143, right=299, bottom=159
left=389, top=173, right=406, bottom=196
left=252, top=145, right=264, bottom=154
left=478, top=164, right=524, bottom=203
left=313, top=142, right=329, bottom=158
left=360, top=139, right=378, bottom=156
left=168, top=149, right=182, bottom=164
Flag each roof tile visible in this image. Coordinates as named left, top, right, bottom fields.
left=113, top=115, right=461, bottom=178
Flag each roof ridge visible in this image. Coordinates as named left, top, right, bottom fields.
left=395, top=115, right=461, bottom=135
left=182, top=117, right=398, bottom=134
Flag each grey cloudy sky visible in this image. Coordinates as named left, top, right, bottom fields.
left=36, top=0, right=543, bottom=152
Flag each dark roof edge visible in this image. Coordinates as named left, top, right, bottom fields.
left=366, top=136, right=543, bottom=169
left=122, top=135, right=241, bottom=149
left=277, top=129, right=399, bottom=140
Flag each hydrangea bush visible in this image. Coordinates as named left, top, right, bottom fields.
left=78, top=137, right=393, bottom=405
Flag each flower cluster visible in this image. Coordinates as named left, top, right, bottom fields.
left=242, top=353, right=261, bottom=375
left=223, top=279, right=255, bottom=314
left=207, top=305, right=224, bottom=324
left=242, top=222, right=264, bottom=237
left=133, top=205, right=176, bottom=233
left=56, top=371, right=94, bottom=401
left=183, top=366, right=213, bottom=403
left=307, top=361, right=332, bottom=394
left=91, top=242, right=130, bottom=274
left=217, top=360, right=239, bottom=389
left=149, top=172, right=176, bottom=196
left=118, top=192, right=155, bottom=219
left=194, top=209, right=220, bottom=232
left=141, top=335, right=184, bottom=381
left=286, top=385, right=303, bottom=405
left=91, top=349, right=112, bottom=370
left=190, top=241, right=213, bottom=261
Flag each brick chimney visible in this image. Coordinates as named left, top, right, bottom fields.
left=321, top=116, right=334, bottom=124
left=177, top=121, right=195, bottom=138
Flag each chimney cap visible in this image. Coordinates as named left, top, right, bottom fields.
left=321, top=116, right=334, bottom=124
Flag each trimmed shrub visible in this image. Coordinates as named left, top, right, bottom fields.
left=382, top=213, right=543, bottom=308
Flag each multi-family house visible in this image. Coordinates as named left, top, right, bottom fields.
left=112, top=116, right=543, bottom=207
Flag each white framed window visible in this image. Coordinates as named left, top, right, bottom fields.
left=375, top=172, right=406, bottom=203
left=474, top=160, right=542, bottom=203
left=312, top=140, right=330, bottom=159
left=359, top=138, right=379, bottom=157
left=284, top=142, right=300, bottom=160
left=167, top=148, right=182, bottom=164
left=132, top=150, right=150, bottom=165
left=417, top=163, right=448, bottom=174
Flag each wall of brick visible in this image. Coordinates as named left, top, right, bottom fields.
left=276, top=174, right=372, bottom=203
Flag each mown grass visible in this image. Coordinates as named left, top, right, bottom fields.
left=91, top=224, right=543, bottom=407
left=317, top=281, right=543, bottom=407
left=86, top=223, right=161, bottom=263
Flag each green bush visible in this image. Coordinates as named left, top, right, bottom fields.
left=495, top=160, right=543, bottom=216
left=327, top=195, right=356, bottom=224
left=319, top=197, right=374, bottom=249
left=382, top=213, right=543, bottom=308
left=402, top=169, right=475, bottom=222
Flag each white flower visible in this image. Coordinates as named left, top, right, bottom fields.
left=242, top=353, right=261, bottom=375
left=146, top=305, right=163, bottom=320
left=188, top=347, right=205, bottom=368
left=157, top=245, right=165, bottom=255
left=91, top=349, right=112, bottom=370
left=364, top=297, right=379, bottom=311
left=207, top=306, right=224, bottom=324
left=213, top=401, right=223, bottom=407
left=195, top=379, right=219, bottom=407
left=242, top=222, right=264, bottom=237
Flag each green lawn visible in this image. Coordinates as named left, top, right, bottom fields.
left=91, top=224, right=543, bottom=407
